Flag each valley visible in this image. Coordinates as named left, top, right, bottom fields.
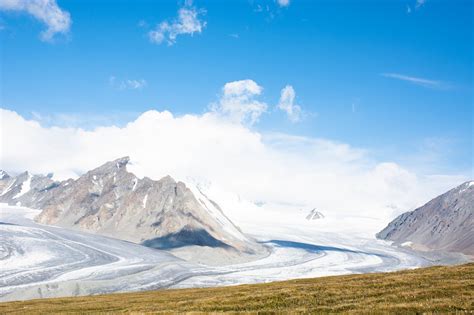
left=0, top=204, right=455, bottom=302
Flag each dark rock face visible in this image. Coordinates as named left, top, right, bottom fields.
left=377, top=181, right=474, bottom=255
left=306, top=209, right=324, bottom=220
left=0, top=157, right=264, bottom=255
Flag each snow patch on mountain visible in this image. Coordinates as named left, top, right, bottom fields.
left=0, top=181, right=15, bottom=197
left=13, top=173, right=32, bottom=199
left=142, top=194, right=148, bottom=208
left=187, top=183, right=248, bottom=242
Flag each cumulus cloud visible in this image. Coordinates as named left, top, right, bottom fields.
left=211, top=79, right=268, bottom=125
left=0, top=102, right=466, bottom=234
left=278, top=85, right=302, bottom=122
left=148, top=3, right=206, bottom=45
left=109, top=76, right=147, bottom=90
left=0, top=0, right=71, bottom=41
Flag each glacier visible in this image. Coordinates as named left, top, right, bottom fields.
left=0, top=203, right=454, bottom=302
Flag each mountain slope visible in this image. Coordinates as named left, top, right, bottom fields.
left=0, top=158, right=264, bottom=257
left=377, top=181, right=474, bottom=255
left=0, top=171, right=58, bottom=207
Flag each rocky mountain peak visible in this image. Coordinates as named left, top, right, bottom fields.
left=457, top=180, right=474, bottom=194
left=0, top=170, right=10, bottom=180
left=306, top=208, right=325, bottom=220
left=0, top=158, right=265, bottom=261
left=377, top=180, right=473, bottom=255
left=87, top=156, right=131, bottom=175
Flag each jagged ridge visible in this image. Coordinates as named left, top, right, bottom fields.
left=0, top=158, right=263, bottom=256
left=377, top=181, right=474, bottom=255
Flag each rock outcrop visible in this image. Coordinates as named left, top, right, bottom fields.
left=377, top=181, right=474, bottom=255
left=306, top=209, right=325, bottom=220
left=0, top=171, right=57, bottom=207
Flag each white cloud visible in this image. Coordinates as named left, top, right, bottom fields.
left=278, top=85, right=302, bottom=122
left=211, top=79, right=268, bottom=125
left=109, top=76, right=147, bottom=90
left=381, top=73, right=449, bottom=90
left=0, top=0, right=71, bottom=41
left=0, top=101, right=467, bottom=235
left=148, top=3, right=206, bottom=45
left=277, top=0, right=290, bottom=7
left=223, top=79, right=263, bottom=96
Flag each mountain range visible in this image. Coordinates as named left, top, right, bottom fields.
left=1, top=158, right=472, bottom=260
left=0, top=157, right=266, bottom=263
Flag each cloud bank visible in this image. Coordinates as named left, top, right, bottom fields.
left=148, top=2, right=206, bottom=45
left=1, top=87, right=466, bottom=232
left=0, top=0, right=71, bottom=41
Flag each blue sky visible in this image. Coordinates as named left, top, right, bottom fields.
left=1, top=0, right=472, bottom=176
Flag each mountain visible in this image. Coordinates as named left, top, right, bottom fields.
left=377, top=181, right=474, bottom=255
left=306, top=209, right=324, bottom=220
left=0, top=171, right=58, bottom=207
left=0, top=158, right=265, bottom=261
left=0, top=170, right=9, bottom=180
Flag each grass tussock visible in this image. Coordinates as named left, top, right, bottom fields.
left=1, top=263, right=473, bottom=314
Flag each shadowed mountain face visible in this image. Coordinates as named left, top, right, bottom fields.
left=143, top=227, right=231, bottom=249
left=377, top=181, right=474, bottom=255
left=0, top=157, right=263, bottom=255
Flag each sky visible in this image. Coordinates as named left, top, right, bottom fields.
left=0, top=0, right=472, bottom=226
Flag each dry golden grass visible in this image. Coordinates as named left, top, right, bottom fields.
left=1, top=263, right=473, bottom=314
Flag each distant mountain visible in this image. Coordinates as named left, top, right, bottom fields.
left=377, top=181, right=474, bottom=255
left=0, top=157, right=264, bottom=257
left=0, top=171, right=57, bottom=207
left=0, top=170, right=9, bottom=180
left=306, top=209, right=324, bottom=220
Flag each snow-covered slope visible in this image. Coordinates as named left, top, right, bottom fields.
left=2, top=205, right=460, bottom=302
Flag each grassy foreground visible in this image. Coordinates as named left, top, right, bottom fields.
left=1, top=263, right=473, bottom=314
